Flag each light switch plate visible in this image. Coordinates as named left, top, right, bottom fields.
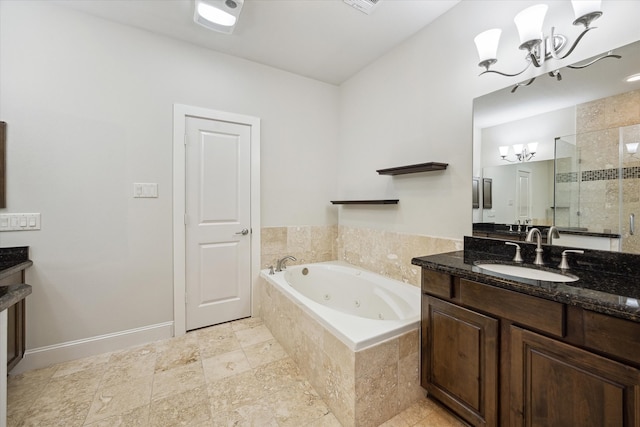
left=0, top=213, right=41, bottom=231
left=133, top=183, right=158, bottom=198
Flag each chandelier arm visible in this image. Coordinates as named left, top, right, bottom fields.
left=566, top=53, right=621, bottom=69
left=479, top=61, right=532, bottom=78
left=511, top=77, right=536, bottom=93
left=528, top=51, right=542, bottom=68
left=550, top=26, right=594, bottom=60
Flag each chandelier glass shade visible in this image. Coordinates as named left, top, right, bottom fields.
left=474, top=0, right=620, bottom=88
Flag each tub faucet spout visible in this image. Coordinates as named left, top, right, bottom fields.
left=276, top=255, right=297, bottom=272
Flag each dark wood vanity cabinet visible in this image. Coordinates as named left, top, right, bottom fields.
left=510, top=326, right=640, bottom=426
left=421, top=269, right=640, bottom=427
left=422, top=296, right=498, bottom=426
left=0, top=270, right=26, bottom=371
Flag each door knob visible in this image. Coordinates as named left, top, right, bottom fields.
left=235, top=228, right=249, bottom=235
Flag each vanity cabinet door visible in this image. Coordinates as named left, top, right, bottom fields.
left=423, top=296, right=499, bottom=427
left=510, top=326, right=640, bottom=427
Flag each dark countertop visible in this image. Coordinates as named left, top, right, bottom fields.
left=0, top=260, right=33, bottom=281
left=412, top=237, right=640, bottom=323
left=473, top=222, right=621, bottom=239
left=0, top=283, right=32, bottom=311
left=0, top=246, right=32, bottom=311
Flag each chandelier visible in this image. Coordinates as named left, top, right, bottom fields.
left=474, top=1, right=620, bottom=91
left=499, top=143, right=538, bottom=163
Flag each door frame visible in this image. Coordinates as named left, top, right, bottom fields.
left=172, top=104, right=261, bottom=336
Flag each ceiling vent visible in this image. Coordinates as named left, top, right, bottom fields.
left=343, top=0, right=380, bottom=15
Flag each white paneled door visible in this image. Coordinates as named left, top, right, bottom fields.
left=185, top=116, right=252, bottom=331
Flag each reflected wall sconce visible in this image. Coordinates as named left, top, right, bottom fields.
left=499, top=142, right=538, bottom=162
left=194, top=0, right=244, bottom=34
left=474, top=1, right=620, bottom=91
left=626, top=142, right=639, bottom=158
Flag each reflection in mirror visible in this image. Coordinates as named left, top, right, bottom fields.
left=482, top=160, right=553, bottom=225
left=554, top=123, right=640, bottom=253
left=473, top=39, right=640, bottom=253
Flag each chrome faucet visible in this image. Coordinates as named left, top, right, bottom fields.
left=558, top=249, right=584, bottom=270
left=276, top=255, right=296, bottom=272
left=505, top=242, right=523, bottom=263
left=525, top=227, right=544, bottom=265
left=547, top=226, right=560, bottom=245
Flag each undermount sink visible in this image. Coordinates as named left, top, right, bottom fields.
left=474, top=263, right=579, bottom=283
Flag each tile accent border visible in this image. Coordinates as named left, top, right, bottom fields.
left=557, top=166, right=640, bottom=183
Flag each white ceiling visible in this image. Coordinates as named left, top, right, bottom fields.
left=53, top=0, right=460, bottom=85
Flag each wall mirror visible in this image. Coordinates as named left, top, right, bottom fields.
left=472, top=39, right=640, bottom=253
left=0, top=121, right=5, bottom=209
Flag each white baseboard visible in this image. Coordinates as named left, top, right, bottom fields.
left=12, top=321, right=174, bottom=374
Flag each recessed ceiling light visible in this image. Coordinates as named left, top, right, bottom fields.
left=198, top=3, right=236, bottom=26
left=194, top=0, right=244, bottom=34
left=626, top=73, right=640, bottom=83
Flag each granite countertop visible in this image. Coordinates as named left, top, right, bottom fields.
left=0, top=246, right=32, bottom=311
left=412, top=237, right=640, bottom=323
left=0, top=283, right=32, bottom=311
left=473, top=223, right=621, bottom=239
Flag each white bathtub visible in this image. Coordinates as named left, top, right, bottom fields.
left=260, top=261, right=420, bottom=351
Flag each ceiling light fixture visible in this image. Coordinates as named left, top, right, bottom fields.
left=194, top=0, right=244, bottom=34
left=499, top=142, right=538, bottom=162
left=474, top=1, right=620, bottom=91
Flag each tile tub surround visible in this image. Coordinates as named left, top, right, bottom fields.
left=261, top=225, right=338, bottom=269
left=261, top=225, right=462, bottom=288
left=259, top=275, right=424, bottom=427
left=337, top=226, right=463, bottom=287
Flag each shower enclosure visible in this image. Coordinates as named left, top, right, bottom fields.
left=554, top=123, right=640, bottom=253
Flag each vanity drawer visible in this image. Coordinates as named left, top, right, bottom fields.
left=421, top=270, right=453, bottom=298
left=582, top=310, right=640, bottom=367
left=459, top=279, right=565, bottom=337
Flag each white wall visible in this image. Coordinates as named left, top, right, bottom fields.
left=337, top=0, right=640, bottom=238
left=0, top=1, right=339, bottom=351
left=480, top=107, right=576, bottom=168
left=1, top=0, right=640, bottom=366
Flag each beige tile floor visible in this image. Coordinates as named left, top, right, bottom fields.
left=7, top=317, right=465, bottom=427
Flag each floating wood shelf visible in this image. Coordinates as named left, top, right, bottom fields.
left=330, top=199, right=399, bottom=205
left=376, top=162, right=448, bottom=175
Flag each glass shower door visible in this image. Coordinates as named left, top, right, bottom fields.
left=554, top=135, right=582, bottom=230
left=620, top=123, right=640, bottom=253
